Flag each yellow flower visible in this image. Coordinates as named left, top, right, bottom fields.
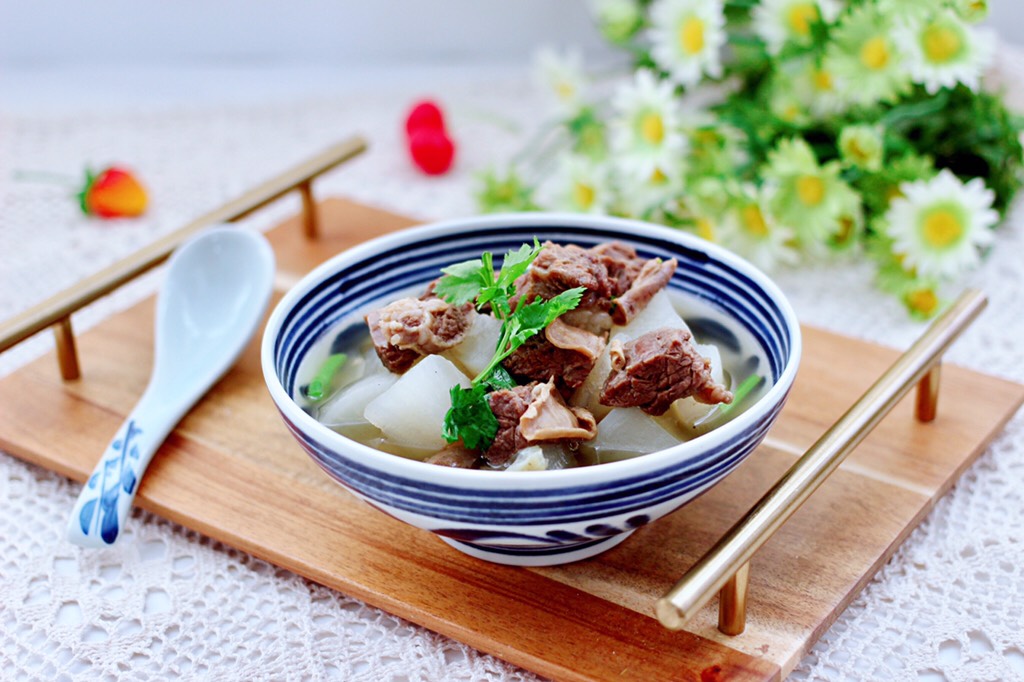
left=549, top=156, right=612, bottom=214
left=719, top=185, right=798, bottom=272
left=838, top=125, right=884, bottom=171
left=885, top=170, right=997, bottom=279
left=610, top=69, right=688, bottom=183
left=764, top=138, right=860, bottom=245
left=825, top=5, right=911, bottom=106
left=649, top=0, right=727, bottom=87
left=752, top=0, right=841, bottom=55
left=894, top=8, right=994, bottom=93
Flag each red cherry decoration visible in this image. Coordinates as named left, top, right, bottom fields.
left=408, top=127, right=455, bottom=175
left=405, top=100, right=445, bottom=136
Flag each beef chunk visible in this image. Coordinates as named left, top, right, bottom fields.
left=366, top=296, right=474, bottom=373
left=485, top=384, right=535, bottom=466
left=512, top=241, right=615, bottom=317
left=511, top=240, right=675, bottom=335
left=610, top=257, right=677, bottom=326
left=425, top=442, right=481, bottom=469
left=591, top=241, right=647, bottom=297
left=600, top=328, right=733, bottom=416
left=502, top=318, right=606, bottom=394
left=485, top=381, right=597, bottom=467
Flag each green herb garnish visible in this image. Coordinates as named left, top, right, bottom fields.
left=305, top=353, right=348, bottom=402
left=719, top=373, right=764, bottom=415
left=434, top=242, right=584, bottom=450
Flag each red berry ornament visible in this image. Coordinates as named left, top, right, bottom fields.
left=409, top=128, right=455, bottom=175
left=404, top=98, right=455, bottom=175
left=405, top=100, right=445, bottom=136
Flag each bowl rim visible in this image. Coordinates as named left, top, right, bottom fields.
left=261, top=211, right=802, bottom=491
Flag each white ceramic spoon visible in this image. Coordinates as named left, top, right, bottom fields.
left=67, top=227, right=275, bottom=548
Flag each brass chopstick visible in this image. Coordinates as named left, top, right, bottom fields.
left=656, top=288, right=987, bottom=632
left=0, top=136, right=366, bottom=370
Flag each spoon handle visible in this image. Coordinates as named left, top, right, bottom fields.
left=66, top=393, right=177, bottom=548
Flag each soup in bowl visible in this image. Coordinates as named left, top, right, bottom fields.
left=262, top=213, right=801, bottom=566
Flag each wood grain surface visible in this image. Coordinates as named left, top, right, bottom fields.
left=1, top=198, right=1021, bottom=681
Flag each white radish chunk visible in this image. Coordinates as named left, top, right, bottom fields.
left=612, top=289, right=690, bottom=342
left=504, top=444, right=574, bottom=472
left=505, top=446, right=547, bottom=471
left=364, top=355, right=470, bottom=452
left=317, top=373, right=397, bottom=428
left=443, top=313, right=502, bottom=378
left=584, top=408, right=680, bottom=463
left=670, top=342, right=728, bottom=429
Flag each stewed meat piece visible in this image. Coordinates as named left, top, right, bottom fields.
left=511, top=240, right=676, bottom=335
left=610, top=257, right=677, bottom=326
left=502, top=318, right=606, bottom=394
left=366, top=296, right=475, bottom=373
left=485, top=380, right=598, bottom=466
left=485, top=384, right=534, bottom=466
left=600, top=328, right=733, bottom=416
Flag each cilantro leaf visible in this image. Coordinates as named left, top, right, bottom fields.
left=495, top=240, right=541, bottom=292
left=436, top=242, right=586, bottom=454
left=506, top=288, right=586, bottom=351
left=435, top=258, right=487, bottom=305
left=442, top=384, right=499, bottom=450
left=485, top=365, right=516, bottom=391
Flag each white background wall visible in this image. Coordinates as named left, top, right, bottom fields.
left=0, top=1, right=1019, bottom=69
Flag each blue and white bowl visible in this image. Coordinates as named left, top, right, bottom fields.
left=261, top=213, right=801, bottom=566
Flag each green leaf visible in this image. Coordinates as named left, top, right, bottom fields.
left=442, top=384, right=498, bottom=450
left=435, top=258, right=487, bottom=305
left=504, top=287, right=586, bottom=354
left=485, top=366, right=516, bottom=391
left=495, top=240, right=542, bottom=292
left=304, top=353, right=348, bottom=402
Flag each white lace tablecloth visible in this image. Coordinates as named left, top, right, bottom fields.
left=2, top=60, right=1024, bottom=681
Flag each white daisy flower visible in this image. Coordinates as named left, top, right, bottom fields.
left=792, top=58, right=848, bottom=118
left=609, top=69, right=688, bottom=183
left=719, top=185, right=799, bottom=272
left=615, top=157, right=687, bottom=219
left=894, top=9, right=994, bottom=94
left=648, top=0, right=727, bottom=88
left=590, top=0, right=643, bottom=44
left=950, top=0, right=988, bottom=23
left=885, top=169, right=998, bottom=279
left=534, top=47, right=587, bottom=114
left=547, top=155, right=613, bottom=214
left=763, top=137, right=860, bottom=246
left=825, top=5, right=912, bottom=106
left=838, top=124, right=884, bottom=171
left=752, top=0, right=842, bottom=55
left=877, top=0, right=943, bottom=21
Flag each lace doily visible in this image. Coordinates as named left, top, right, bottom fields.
left=1, top=65, right=1023, bottom=681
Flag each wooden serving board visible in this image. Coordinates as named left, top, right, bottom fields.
left=2, top=198, right=1022, bottom=681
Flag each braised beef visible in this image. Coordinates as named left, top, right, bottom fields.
left=591, top=241, right=647, bottom=297
left=425, top=442, right=481, bottom=469
left=485, top=384, right=535, bottom=466
left=600, top=328, right=733, bottom=416
left=511, top=241, right=614, bottom=317
left=502, top=318, right=606, bottom=394
left=366, top=296, right=474, bottom=373
left=610, top=257, right=677, bottom=326
left=510, top=240, right=675, bottom=335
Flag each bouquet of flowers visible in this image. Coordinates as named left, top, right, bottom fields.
left=477, top=0, right=1023, bottom=317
